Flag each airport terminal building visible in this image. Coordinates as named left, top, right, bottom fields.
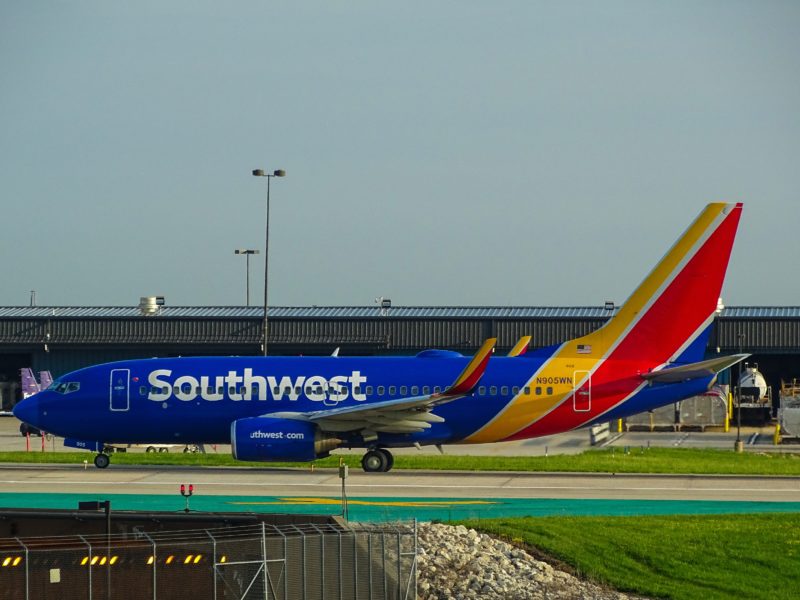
left=0, top=303, right=799, bottom=411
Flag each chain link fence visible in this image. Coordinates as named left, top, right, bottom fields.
left=0, top=521, right=417, bottom=600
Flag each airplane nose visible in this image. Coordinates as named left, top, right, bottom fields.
left=13, top=395, right=42, bottom=428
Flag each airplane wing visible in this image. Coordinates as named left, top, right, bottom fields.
left=641, top=354, right=750, bottom=383
left=507, top=336, right=532, bottom=357
left=270, top=338, right=497, bottom=435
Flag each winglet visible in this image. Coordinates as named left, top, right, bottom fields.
left=507, top=336, right=532, bottom=357
left=446, top=338, right=496, bottom=395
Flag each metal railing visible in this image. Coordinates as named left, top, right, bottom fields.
left=0, top=521, right=417, bottom=600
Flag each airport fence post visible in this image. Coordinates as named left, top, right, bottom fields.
left=206, top=530, right=218, bottom=600
left=338, top=529, right=343, bottom=600
left=78, top=535, right=91, bottom=600
left=14, top=538, right=29, bottom=600
left=396, top=529, right=401, bottom=599
left=141, top=531, right=156, bottom=600
left=260, top=522, right=268, bottom=598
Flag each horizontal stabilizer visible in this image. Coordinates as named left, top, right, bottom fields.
left=642, top=354, right=750, bottom=383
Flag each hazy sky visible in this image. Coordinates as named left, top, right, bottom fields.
left=2, top=2, right=798, bottom=308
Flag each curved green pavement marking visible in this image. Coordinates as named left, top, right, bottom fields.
left=1, top=493, right=799, bottom=522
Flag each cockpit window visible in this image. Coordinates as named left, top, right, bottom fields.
left=51, top=381, right=81, bottom=394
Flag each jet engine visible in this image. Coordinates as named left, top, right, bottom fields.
left=231, top=417, right=340, bottom=462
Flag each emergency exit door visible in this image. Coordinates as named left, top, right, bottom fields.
left=110, top=369, right=130, bottom=411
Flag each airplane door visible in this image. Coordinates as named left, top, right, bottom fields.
left=110, top=369, right=130, bottom=412
left=573, top=370, right=591, bottom=412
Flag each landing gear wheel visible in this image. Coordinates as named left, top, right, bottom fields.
left=378, top=448, right=394, bottom=472
left=361, top=450, right=388, bottom=472
left=158, top=447, right=169, bottom=453
left=146, top=446, right=156, bottom=453
left=94, top=454, right=110, bottom=469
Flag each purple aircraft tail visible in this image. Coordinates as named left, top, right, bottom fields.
left=39, top=371, right=53, bottom=390
left=20, top=368, right=40, bottom=398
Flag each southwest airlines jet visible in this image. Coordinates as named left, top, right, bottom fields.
left=14, top=203, right=746, bottom=471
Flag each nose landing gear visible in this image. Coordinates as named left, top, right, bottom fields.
left=361, top=448, right=394, bottom=472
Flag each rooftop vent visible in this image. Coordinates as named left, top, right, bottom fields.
left=139, top=296, right=165, bottom=316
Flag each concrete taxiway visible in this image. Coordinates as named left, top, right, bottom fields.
left=1, top=464, right=798, bottom=503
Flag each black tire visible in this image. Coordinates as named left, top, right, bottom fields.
left=158, top=447, right=169, bottom=453
left=94, top=454, right=110, bottom=469
left=146, top=446, right=156, bottom=453
left=379, top=448, right=394, bottom=472
left=361, top=449, right=388, bottom=472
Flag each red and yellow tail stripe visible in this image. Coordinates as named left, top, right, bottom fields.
left=446, top=338, right=496, bottom=396
left=466, top=203, right=743, bottom=443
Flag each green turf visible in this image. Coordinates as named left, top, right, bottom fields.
left=458, top=513, right=800, bottom=600
left=2, top=447, right=800, bottom=475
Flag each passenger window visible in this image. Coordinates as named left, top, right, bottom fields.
left=173, top=386, right=180, bottom=394
left=434, top=386, right=441, bottom=393
left=535, top=387, right=542, bottom=395
left=489, top=386, right=497, bottom=395
left=273, top=386, right=280, bottom=395
left=512, top=386, right=519, bottom=395
left=411, top=386, right=419, bottom=395
left=355, top=386, right=362, bottom=395
left=400, top=386, right=407, bottom=395
left=423, top=386, right=430, bottom=394
left=524, top=386, right=530, bottom=395
left=377, top=386, right=385, bottom=396
left=366, top=386, right=373, bottom=395
left=479, top=386, right=486, bottom=395
left=389, top=386, right=396, bottom=395
left=501, top=386, right=509, bottom=395
left=547, top=387, right=553, bottom=395
left=140, top=386, right=147, bottom=396
left=196, top=387, right=202, bottom=395
left=295, top=386, right=301, bottom=395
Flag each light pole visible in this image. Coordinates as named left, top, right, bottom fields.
left=251, top=168, right=286, bottom=356
left=234, top=249, right=259, bottom=306
left=735, top=333, right=745, bottom=453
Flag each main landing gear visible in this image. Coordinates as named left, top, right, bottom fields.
left=94, top=453, right=110, bottom=469
left=361, top=448, right=394, bottom=473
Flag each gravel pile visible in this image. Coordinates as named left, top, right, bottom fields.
left=416, top=522, right=648, bottom=600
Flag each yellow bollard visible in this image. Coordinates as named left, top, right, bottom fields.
left=774, top=423, right=781, bottom=446
left=617, top=418, right=623, bottom=433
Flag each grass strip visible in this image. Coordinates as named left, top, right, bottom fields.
left=458, top=513, right=800, bottom=600
left=1, top=447, right=800, bottom=474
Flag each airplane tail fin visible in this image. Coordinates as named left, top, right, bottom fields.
left=20, top=368, right=40, bottom=398
left=39, top=371, right=53, bottom=389
left=571, top=202, right=742, bottom=365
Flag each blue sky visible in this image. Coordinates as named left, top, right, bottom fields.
left=2, top=2, right=798, bottom=307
